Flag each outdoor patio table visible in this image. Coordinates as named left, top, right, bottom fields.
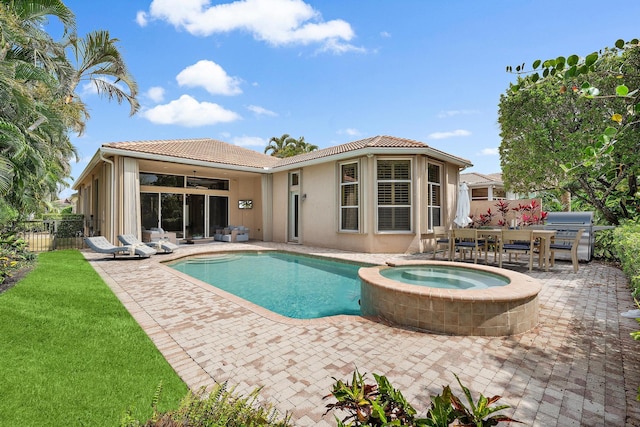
left=476, top=228, right=556, bottom=271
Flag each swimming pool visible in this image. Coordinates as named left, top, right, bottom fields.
left=169, top=252, right=364, bottom=319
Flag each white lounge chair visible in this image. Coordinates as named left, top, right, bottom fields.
left=85, top=236, right=156, bottom=258
left=118, top=233, right=179, bottom=254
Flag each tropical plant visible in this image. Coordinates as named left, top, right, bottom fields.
left=324, top=370, right=520, bottom=427
left=450, top=374, right=521, bottom=426
left=501, top=38, right=640, bottom=225
left=324, top=369, right=417, bottom=426
left=121, top=382, right=291, bottom=427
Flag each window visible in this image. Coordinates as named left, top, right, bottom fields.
left=471, top=188, right=489, bottom=201
left=140, top=172, right=184, bottom=188
left=186, top=176, right=229, bottom=190
left=377, top=159, right=411, bottom=231
left=427, top=163, right=442, bottom=230
left=340, top=162, right=359, bottom=231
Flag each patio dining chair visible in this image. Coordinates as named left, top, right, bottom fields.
left=451, top=228, right=485, bottom=264
left=431, top=226, right=451, bottom=260
left=498, top=229, right=534, bottom=271
left=549, top=228, right=584, bottom=273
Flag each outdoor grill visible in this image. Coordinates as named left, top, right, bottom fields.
left=544, top=211, right=595, bottom=262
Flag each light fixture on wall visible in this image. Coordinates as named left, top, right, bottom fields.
left=302, top=194, right=307, bottom=201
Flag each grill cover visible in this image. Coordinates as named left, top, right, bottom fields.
left=544, top=211, right=594, bottom=261
left=546, top=211, right=593, bottom=225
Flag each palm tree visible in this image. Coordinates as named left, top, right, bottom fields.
left=290, top=136, right=318, bottom=155
left=63, top=29, right=140, bottom=124
left=1, top=0, right=138, bottom=215
left=264, top=133, right=296, bottom=158
left=0, top=0, right=75, bottom=206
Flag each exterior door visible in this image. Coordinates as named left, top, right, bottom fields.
left=187, top=194, right=205, bottom=238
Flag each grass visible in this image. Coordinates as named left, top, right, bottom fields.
left=0, top=250, right=188, bottom=426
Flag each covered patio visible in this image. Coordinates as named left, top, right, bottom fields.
left=83, top=242, right=640, bottom=426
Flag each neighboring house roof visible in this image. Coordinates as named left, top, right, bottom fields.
left=75, top=135, right=472, bottom=189
left=460, top=172, right=504, bottom=187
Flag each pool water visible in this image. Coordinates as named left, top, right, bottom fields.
left=169, top=252, right=363, bottom=319
left=380, top=266, right=510, bottom=289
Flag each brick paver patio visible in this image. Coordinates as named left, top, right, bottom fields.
left=83, top=241, right=640, bottom=426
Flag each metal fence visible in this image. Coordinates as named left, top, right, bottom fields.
left=19, top=218, right=86, bottom=252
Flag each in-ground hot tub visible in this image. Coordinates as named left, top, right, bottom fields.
left=359, top=261, right=541, bottom=336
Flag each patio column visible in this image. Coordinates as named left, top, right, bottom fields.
left=122, top=158, right=142, bottom=237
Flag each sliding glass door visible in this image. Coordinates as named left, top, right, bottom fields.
left=161, top=193, right=184, bottom=238
left=208, top=196, right=228, bottom=236
left=141, top=192, right=228, bottom=239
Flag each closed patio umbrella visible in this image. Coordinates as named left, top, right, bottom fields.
left=454, top=182, right=472, bottom=227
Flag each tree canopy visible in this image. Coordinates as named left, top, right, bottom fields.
left=264, top=134, right=318, bottom=158
left=500, top=39, right=640, bottom=224
left=0, top=0, right=138, bottom=217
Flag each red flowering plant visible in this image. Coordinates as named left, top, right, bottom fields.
left=511, top=200, right=547, bottom=228
left=494, top=200, right=511, bottom=227
left=470, top=208, right=495, bottom=228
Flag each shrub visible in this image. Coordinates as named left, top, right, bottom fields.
left=593, top=228, right=618, bottom=261
left=121, top=382, right=291, bottom=427
left=324, top=370, right=520, bottom=426
left=0, top=227, right=35, bottom=287
left=611, top=220, right=640, bottom=296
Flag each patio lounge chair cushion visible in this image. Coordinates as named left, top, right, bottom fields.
left=214, top=225, right=249, bottom=242
left=85, top=236, right=156, bottom=258
left=119, top=233, right=179, bottom=254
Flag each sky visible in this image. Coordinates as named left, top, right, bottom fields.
left=55, top=0, right=640, bottom=198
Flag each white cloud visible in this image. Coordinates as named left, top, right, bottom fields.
left=479, top=147, right=499, bottom=155
left=380, top=31, right=391, bottom=38
left=80, top=82, right=98, bottom=95
left=140, top=0, right=361, bottom=53
left=427, top=129, right=472, bottom=140
left=140, top=94, right=241, bottom=127
left=338, top=128, right=361, bottom=136
left=136, top=11, right=148, bottom=26
left=146, top=86, right=165, bottom=103
left=437, top=109, right=480, bottom=118
left=247, top=105, right=277, bottom=116
left=176, top=60, right=242, bottom=96
left=231, top=135, right=266, bottom=147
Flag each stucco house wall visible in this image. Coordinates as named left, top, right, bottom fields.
left=73, top=136, right=472, bottom=254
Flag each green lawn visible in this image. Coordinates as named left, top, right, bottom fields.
left=0, top=250, right=188, bottom=426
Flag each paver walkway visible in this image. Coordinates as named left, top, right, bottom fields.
left=83, top=241, right=640, bottom=426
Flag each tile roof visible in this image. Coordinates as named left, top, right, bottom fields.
left=101, top=135, right=471, bottom=170
left=461, top=171, right=503, bottom=185
left=272, top=135, right=442, bottom=167
left=102, top=138, right=280, bottom=169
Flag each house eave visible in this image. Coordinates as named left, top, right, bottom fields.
left=271, top=147, right=473, bottom=171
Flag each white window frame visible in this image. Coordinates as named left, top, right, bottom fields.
left=339, top=161, right=360, bottom=232
left=376, top=158, right=412, bottom=233
left=427, top=161, right=443, bottom=231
